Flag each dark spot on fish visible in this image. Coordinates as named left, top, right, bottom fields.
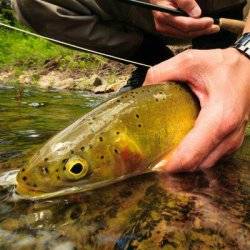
left=70, top=207, right=82, bottom=220
left=57, top=176, right=60, bottom=180
left=62, top=159, right=68, bottom=164
left=136, top=114, right=139, bottom=118
left=116, top=100, right=121, bottom=103
left=70, top=163, right=83, bottom=174
left=89, top=145, right=93, bottom=149
left=44, top=158, right=48, bottom=162
left=63, top=166, right=66, bottom=171
left=27, top=182, right=31, bottom=186
left=70, top=150, right=74, bottom=154
left=159, top=92, right=163, bottom=94
left=138, top=124, right=142, bottom=128
left=92, top=117, right=96, bottom=120
left=22, top=176, right=27, bottom=181
left=56, top=169, right=59, bottom=172
left=99, top=137, right=103, bottom=142
left=116, top=131, right=120, bottom=135
left=33, top=184, right=37, bottom=188
left=81, top=146, right=85, bottom=151
left=155, top=98, right=159, bottom=102
left=100, top=155, right=104, bottom=160
left=114, top=149, right=119, bottom=154
left=21, top=168, right=25, bottom=172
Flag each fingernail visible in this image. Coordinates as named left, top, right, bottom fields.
left=209, top=25, right=220, bottom=33
left=152, top=160, right=168, bottom=172
left=203, top=17, right=214, bottom=25
left=189, top=6, right=201, bottom=18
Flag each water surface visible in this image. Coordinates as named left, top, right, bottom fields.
left=0, top=84, right=249, bottom=250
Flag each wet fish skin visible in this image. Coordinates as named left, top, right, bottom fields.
left=16, top=83, right=199, bottom=197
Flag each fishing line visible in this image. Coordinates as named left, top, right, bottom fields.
left=0, top=21, right=151, bottom=68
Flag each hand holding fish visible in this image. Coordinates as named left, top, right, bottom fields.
left=144, top=48, right=250, bottom=172
left=149, top=0, right=220, bottom=38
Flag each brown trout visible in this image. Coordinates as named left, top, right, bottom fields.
left=16, top=83, right=199, bottom=199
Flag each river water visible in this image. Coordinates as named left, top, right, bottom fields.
left=0, top=84, right=249, bottom=250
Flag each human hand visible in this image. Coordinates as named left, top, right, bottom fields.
left=149, top=0, right=220, bottom=38
left=144, top=48, right=250, bottom=172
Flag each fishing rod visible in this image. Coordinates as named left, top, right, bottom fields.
left=118, top=0, right=246, bottom=34
left=119, top=0, right=187, bottom=16
left=0, top=22, right=151, bottom=68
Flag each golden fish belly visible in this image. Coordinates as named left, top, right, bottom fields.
left=16, top=83, right=199, bottom=198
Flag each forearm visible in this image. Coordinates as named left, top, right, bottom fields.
left=244, top=11, right=250, bottom=32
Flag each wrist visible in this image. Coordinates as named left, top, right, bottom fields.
left=225, top=47, right=250, bottom=63
left=233, top=32, right=250, bottom=60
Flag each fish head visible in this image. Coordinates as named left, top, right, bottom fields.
left=16, top=140, right=93, bottom=196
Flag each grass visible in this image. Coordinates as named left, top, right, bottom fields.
left=0, top=26, right=107, bottom=73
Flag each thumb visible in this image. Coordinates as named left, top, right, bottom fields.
left=175, top=0, right=201, bottom=18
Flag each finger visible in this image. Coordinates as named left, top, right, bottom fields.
left=157, top=23, right=219, bottom=38
left=175, top=0, right=202, bottom=17
left=153, top=106, right=229, bottom=173
left=144, top=50, right=201, bottom=86
left=199, top=124, right=246, bottom=169
left=157, top=13, right=214, bottom=32
left=144, top=52, right=194, bottom=84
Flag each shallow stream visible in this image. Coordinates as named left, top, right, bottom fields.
left=0, top=84, right=249, bottom=250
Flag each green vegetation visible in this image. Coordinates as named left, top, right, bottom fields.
left=0, top=28, right=106, bottom=72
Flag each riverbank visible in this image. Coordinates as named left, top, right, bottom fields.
left=0, top=28, right=135, bottom=93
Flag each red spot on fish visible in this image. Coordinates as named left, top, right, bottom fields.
left=117, top=147, right=144, bottom=175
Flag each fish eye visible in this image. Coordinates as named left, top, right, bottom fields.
left=70, top=163, right=83, bottom=175
left=64, top=156, right=89, bottom=180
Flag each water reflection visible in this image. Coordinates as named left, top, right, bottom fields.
left=0, top=85, right=249, bottom=249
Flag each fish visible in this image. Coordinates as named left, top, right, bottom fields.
left=16, top=83, right=199, bottom=199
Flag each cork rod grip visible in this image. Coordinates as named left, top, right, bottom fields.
left=219, top=18, right=245, bottom=35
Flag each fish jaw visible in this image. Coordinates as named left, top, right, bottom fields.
left=16, top=156, right=67, bottom=194
left=15, top=171, right=154, bottom=200
left=16, top=179, right=47, bottom=198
